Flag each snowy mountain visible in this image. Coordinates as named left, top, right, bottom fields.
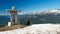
left=41, top=9, right=60, bottom=14
left=0, top=9, right=60, bottom=27
left=20, top=9, right=60, bottom=16
left=33, top=9, right=60, bottom=15
left=0, top=9, right=60, bottom=34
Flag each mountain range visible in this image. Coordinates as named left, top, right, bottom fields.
left=0, top=9, right=60, bottom=27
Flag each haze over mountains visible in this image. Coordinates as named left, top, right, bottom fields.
left=0, top=9, right=60, bottom=27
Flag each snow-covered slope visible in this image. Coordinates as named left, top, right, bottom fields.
left=31, top=9, right=60, bottom=15
left=42, top=9, right=60, bottom=14
left=0, top=24, right=60, bottom=34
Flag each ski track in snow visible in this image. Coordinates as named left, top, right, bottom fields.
left=0, top=24, right=60, bottom=34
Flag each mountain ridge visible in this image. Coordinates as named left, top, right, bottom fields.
left=0, top=9, right=60, bottom=27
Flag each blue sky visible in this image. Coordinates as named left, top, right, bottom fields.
left=0, top=0, right=60, bottom=15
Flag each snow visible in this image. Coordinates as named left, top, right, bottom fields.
left=12, top=9, right=60, bottom=15
left=38, top=9, right=60, bottom=14
left=0, top=24, right=60, bottom=34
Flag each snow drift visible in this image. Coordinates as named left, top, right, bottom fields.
left=0, top=24, right=60, bottom=34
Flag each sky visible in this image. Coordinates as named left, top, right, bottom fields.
left=0, top=0, right=60, bottom=15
